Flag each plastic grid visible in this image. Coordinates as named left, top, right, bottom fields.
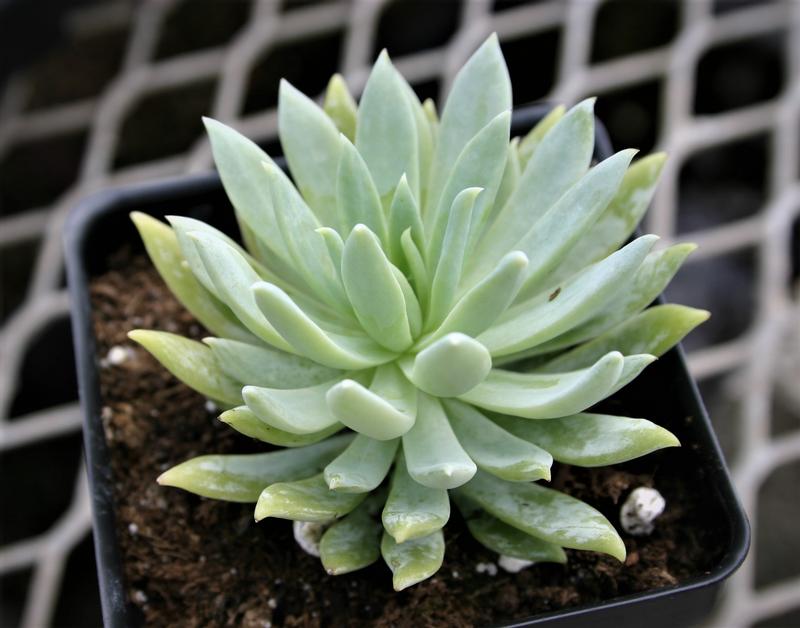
left=0, top=1, right=798, bottom=626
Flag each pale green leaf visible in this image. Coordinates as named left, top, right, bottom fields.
left=205, top=337, right=340, bottom=388
left=492, top=138, right=521, bottom=218
left=243, top=376, right=349, bottom=435
left=316, top=227, right=344, bottom=272
left=550, top=152, right=667, bottom=282
left=191, top=232, right=294, bottom=353
left=130, top=212, right=253, bottom=342
left=517, top=104, right=566, bottom=169
left=455, top=469, right=626, bottom=560
left=252, top=281, right=394, bottom=370
left=391, top=266, right=423, bottom=338
left=494, top=412, right=680, bottom=467
left=471, top=99, right=594, bottom=280
left=255, top=473, right=367, bottom=522
left=323, top=74, right=357, bottom=141
left=427, top=187, right=481, bottom=328
left=324, top=434, right=399, bottom=492
left=381, top=530, right=445, bottom=591
left=341, top=225, right=412, bottom=352
left=326, top=364, right=416, bottom=440
left=513, top=149, right=638, bottom=298
left=423, top=251, right=527, bottom=345
left=480, top=235, right=658, bottom=358
left=336, top=136, right=388, bottom=243
left=356, top=51, right=419, bottom=202
left=400, top=228, right=430, bottom=310
left=402, top=393, right=476, bottom=489
left=387, top=175, right=424, bottom=269
left=443, top=399, right=552, bottom=482
left=158, top=434, right=352, bottom=502
left=320, top=500, right=381, bottom=575
left=128, top=330, right=241, bottom=405
left=382, top=451, right=449, bottom=542
left=219, top=406, right=343, bottom=447
left=404, top=332, right=491, bottom=398
left=458, top=352, right=624, bottom=419
left=541, top=304, right=710, bottom=372
left=428, top=34, right=510, bottom=216
left=278, top=79, right=342, bottom=227
left=426, top=111, right=510, bottom=265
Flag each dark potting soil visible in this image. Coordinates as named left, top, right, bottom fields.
left=90, top=249, right=725, bottom=627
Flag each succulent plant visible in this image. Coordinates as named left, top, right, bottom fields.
left=129, top=34, right=707, bottom=590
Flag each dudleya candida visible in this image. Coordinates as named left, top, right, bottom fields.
left=129, top=34, right=707, bottom=590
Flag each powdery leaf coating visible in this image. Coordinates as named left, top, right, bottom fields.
left=132, top=33, right=704, bottom=588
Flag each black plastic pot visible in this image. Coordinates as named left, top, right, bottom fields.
left=65, top=104, right=749, bottom=628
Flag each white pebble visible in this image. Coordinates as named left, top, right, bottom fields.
left=293, top=521, right=329, bottom=557
left=498, top=556, right=534, bottom=573
left=620, top=486, right=666, bottom=536
left=204, top=400, right=218, bottom=414
left=475, top=562, right=498, bottom=576
left=133, top=590, right=148, bottom=604
left=267, top=598, right=277, bottom=609
left=128, top=523, right=139, bottom=535
left=102, top=345, right=133, bottom=367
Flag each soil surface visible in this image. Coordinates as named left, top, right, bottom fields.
left=90, top=249, right=725, bottom=627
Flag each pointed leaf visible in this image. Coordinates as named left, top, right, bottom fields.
left=342, top=225, right=412, bottom=351
left=158, top=434, right=352, bottom=502
left=456, top=470, right=626, bottom=560
left=278, top=79, right=342, bottom=226
left=429, top=34, right=511, bottom=215
left=542, top=304, right=710, bottom=372
left=443, top=399, right=552, bottom=482
left=337, top=135, right=388, bottom=241
left=326, top=364, right=416, bottom=440
left=320, top=500, right=381, bottom=574
left=495, top=412, right=680, bottom=467
left=402, top=393, right=476, bottom=489
left=426, top=112, right=510, bottom=264
left=472, top=99, right=595, bottom=279
left=517, top=104, right=566, bottom=169
left=316, top=226, right=344, bottom=272
left=219, top=406, right=343, bottom=447
left=480, top=235, right=658, bottom=358
left=532, top=243, right=696, bottom=357
left=323, top=74, right=357, bottom=140
left=427, top=187, right=480, bottom=328
left=255, top=473, right=367, bottom=522
left=454, top=496, right=567, bottom=563
left=205, top=337, right=339, bottom=388
left=191, top=232, right=294, bottom=352
left=405, top=333, right=491, bottom=398
left=424, top=251, right=527, bottom=344
left=243, top=376, right=348, bottom=435
left=493, top=138, right=521, bottom=216
left=387, top=175, right=424, bottom=268
left=128, top=330, right=241, bottom=405
left=324, top=434, right=399, bottom=492
left=382, top=452, right=449, bottom=542
left=551, top=152, right=667, bottom=281
left=381, top=530, right=445, bottom=591
left=356, top=51, right=419, bottom=202
left=252, top=281, right=394, bottom=369
left=392, top=266, right=423, bottom=338
left=130, top=212, right=253, bottom=342
left=459, top=352, right=624, bottom=419
left=400, top=228, right=430, bottom=309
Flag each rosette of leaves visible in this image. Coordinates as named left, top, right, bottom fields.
left=129, top=34, right=707, bottom=590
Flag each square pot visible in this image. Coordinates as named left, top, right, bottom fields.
left=65, top=104, right=749, bottom=627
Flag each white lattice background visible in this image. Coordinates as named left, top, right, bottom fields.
left=1, top=1, right=798, bottom=626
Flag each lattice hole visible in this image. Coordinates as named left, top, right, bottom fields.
left=0, top=240, right=40, bottom=323
left=755, top=460, right=800, bottom=589
left=0, top=132, right=87, bottom=217
left=694, top=31, right=786, bottom=115
left=243, top=30, right=344, bottom=114
left=154, top=0, right=252, bottom=60
left=373, top=0, right=461, bottom=59
left=113, top=81, right=217, bottom=169
left=501, top=30, right=561, bottom=106
left=52, top=537, right=102, bottom=627
left=594, top=80, right=663, bottom=154
left=591, top=0, right=681, bottom=63
left=677, top=135, right=769, bottom=233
